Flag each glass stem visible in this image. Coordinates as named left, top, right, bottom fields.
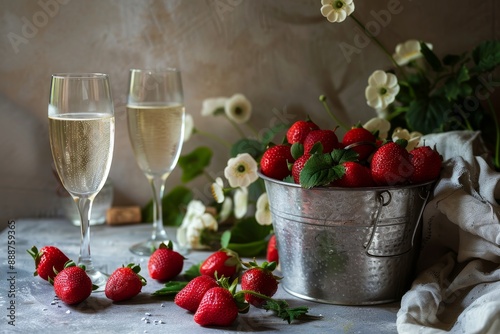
left=76, top=196, right=94, bottom=271
left=148, top=174, right=168, bottom=241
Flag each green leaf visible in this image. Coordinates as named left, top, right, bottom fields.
left=405, top=97, right=450, bottom=134
left=299, top=154, right=344, bottom=188
left=330, top=148, right=358, bottom=164
left=472, top=40, right=500, bottom=73
left=220, top=230, right=231, bottom=248
left=456, top=64, right=470, bottom=83
left=142, top=186, right=193, bottom=225
left=420, top=42, right=442, bottom=72
left=183, top=262, right=201, bottom=281
left=229, top=217, right=272, bottom=244
left=230, top=138, right=265, bottom=159
left=260, top=123, right=288, bottom=145
left=152, top=281, right=189, bottom=296
left=442, top=54, right=463, bottom=66
left=227, top=239, right=268, bottom=258
left=291, top=142, right=304, bottom=160
left=178, top=147, right=213, bottom=183
left=262, top=299, right=309, bottom=324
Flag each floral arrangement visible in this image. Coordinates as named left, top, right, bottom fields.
left=321, top=0, right=500, bottom=169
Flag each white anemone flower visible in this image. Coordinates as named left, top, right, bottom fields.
left=233, top=187, right=248, bottom=219
left=224, top=93, right=252, bottom=124
left=320, top=0, right=355, bottom=23
left=255, top=193, right=272, bottom=226
left=211, top=177, right=225, bottom=204
left=363, top=117, right=391, bottom=140
left=201, top=97, right=227, bottom=116
left=177, top=200, right=218, bottom=250
left=183, top=113, right=194, bottom=142
left=392, top=127, right=423, bottom=151
left=365, top=70, right=400, bottom=111
left=219, top=197, right=233, bottom=222
left=393, top=40, right=433, bottom=66
left=224, top=153, right=259, bottom=188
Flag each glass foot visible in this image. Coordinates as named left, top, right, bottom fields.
left=129, top=239, right=189, bottom=256
left=85, top=268, right=108, bottom=291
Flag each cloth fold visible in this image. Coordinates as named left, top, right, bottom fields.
left=397, top=131, right=500, bottom=334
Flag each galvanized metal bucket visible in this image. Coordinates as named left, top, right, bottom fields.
left=260, top=172, right=433, bottom=305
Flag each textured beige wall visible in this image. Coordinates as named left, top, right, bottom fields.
left=1, top=0, right=499, bottom=222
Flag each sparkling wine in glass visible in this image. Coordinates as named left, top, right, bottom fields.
left=127, top=68, right=185, bottom=256
left=49, top=73, right=115, bottom=287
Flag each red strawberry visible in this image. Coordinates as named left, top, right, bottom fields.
left=51, top=261, right=94, bottom=305
left=331, top=161, right=375, bottom=188
left=241, top=260, right=280, bottom=307
left=266, top=234, right=279, bottom=264
left=291, top=154, right=310, bottom=184
left=105, top=263, right=146, bottom=302
left=194, top=287, right=239, bottom=326
left=409, top=146, right=442, bottom=184
left=199, top=249, right=241, bottom=280
left=174, top=275, right=219, bottom=312
left=342, top=126, right=376, bottom=161
left=286, top=120, right=319, bottom=144
left=260, top=144, right=294, bottom=181
left=303, top=129, right=339, bottom=155
left=371, top=140, right=414, bottom=186
left=148, top=241, right=184, bottom=281
left=27, top=245, right=70, bottom=281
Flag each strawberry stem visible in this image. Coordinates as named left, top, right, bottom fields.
left=319, top=95, right=348, bottom=131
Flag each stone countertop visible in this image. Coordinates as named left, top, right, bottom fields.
left=0, top=219, right=399, bottom=334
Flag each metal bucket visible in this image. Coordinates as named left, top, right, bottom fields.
left=260, top=172, right=433, bottom=305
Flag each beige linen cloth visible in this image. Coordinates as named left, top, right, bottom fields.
left=397, top=131, right=500, bottom=333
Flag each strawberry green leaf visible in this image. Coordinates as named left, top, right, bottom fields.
left=183, top=262, right=201, bottom=281
left=471, top=40, right=500, bottom=73
left=420, top=41, right=442, bottom=72
left=299, top=154, right=343, bottom=188
left=152, top=281, right=189, bottom=296
left=291, top=142, right=304, bottom=160
left=230, top=138, right=266, bottom=159
left=262, top=299, right=309, bottom=324
left=331, top=148, right=358, bottom=164
left=178, top=146, right=213, bottom=183
left=282, top=175, right=295, bottom=183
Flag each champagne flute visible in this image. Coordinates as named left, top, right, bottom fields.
left=126, top=68, right=185, bottom=256
left=49, top=73, right=115, bottom=287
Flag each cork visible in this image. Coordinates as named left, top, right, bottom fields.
left=106, top=206, right=142, bottom=225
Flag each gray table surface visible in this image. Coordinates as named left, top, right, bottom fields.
left=0, top=219, right=399, bottom=334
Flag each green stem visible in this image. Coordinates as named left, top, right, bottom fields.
left=319, top=95, right=349, bottom=130
left=486, top=97, right=500, bottom=169
left=245, top=123, right=259, bottom=137
left=203, top=170, right=216, bottom=183
left=193, top=128, right=231, bottom=149
left=386, top=106, right=409, bottom=121
left=225, top=115, right=247, bottom=138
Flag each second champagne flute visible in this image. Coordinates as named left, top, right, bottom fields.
left=127, top=68, right=185, bottom=256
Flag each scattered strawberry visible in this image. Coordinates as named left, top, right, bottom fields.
left=51, top=261, right=94, bottom=305
left=342, top=126, right=376, bottom=161
left=260, top=144, right=294, bottom=180
left=27, top=245, right=70, bottom=281
left=174, top=275, right=219, bottom=313
left=105, top=263, right=146, bottom=302
left=266, top=234, right=279, bottom=264
left=286, top=120, right=319, bottom=144
left=291, top=154, right=310, bottom=184
left=199, top=249, right=241, bottom=280
left=241, top=260, right=280, bottom=307
left=409, top=146, right=442, bottom=184
left=331, top=161, right=375, bottom=188
left=194, top=287, right=239, bottom=326
left=371, top=140, right=414, bottom=186
left=148, top=241, right=184, bottom=281
left=303, top=129, right=339, bottom=155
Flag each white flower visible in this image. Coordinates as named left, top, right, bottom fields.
left=320, top=0, right=355, bottom=23
left=233, top=187, right=248, bottom=219
left=393, top=40, right=433, bottom=66
left=392, top=127, right=423, bottom=151
left=183, top=113, right=194, bottom=142
left=211, top=177, right=225, bottom=204
left=219, top=197, right=233, bottom=222
left=365, top=70, right=400, bottom=111
left=177, top=200, right=218, bottom=250
left=224, top=153, right=259, bottom=188
left=224, top=93, right=252, bottom=124
left=255, top=193, right=272, bottom=226
left=363, top=117, right=391, bottom=140
left=201, top=97, right=227, bottom=116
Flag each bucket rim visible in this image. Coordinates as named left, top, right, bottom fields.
left=257, top=170, right=435, bottom=191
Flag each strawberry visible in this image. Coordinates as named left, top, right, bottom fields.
left=286, top=120, right=319, bottom=144
left=148, top=241, right=184, bottom=281
left=241, top=260, right=280, bottom=307
left=193, top=287, right=239, bottom=326
left=27, top=245, right=70, bottom=281
left=174, top=275, right=219, bottom=312
left=266, top=234, right=279, bottom=264
left=51, top=261, right=94, bottom=305
left=303, top=129, right=339, bottom=155
left=199, top=249, right=241, bottom=280
left=342, top=126, right=376, bottom=161
left=105, top=263, right=147, bottom=302
left=331, top=161, right=375, bottom=188
left=260, top=144, right=294, bottom=180
left=291, top=154, right=310, bottom=184
left=409, top=146, right=442, bottom=184
left=371, top=140, right=414, bottom=186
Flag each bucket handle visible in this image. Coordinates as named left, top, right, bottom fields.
left=364, top=186, right=432, bottom=258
